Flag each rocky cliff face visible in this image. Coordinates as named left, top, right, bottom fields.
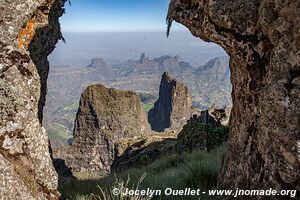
left=130, top=53, right=192, bottom=76
left=0, top=0, right=65, bottom=199
left=112, top=131, right=178, bottom=172
left=148, top=72, right=198, bottom=131
left=179, top=56, right=231, bottom=109
left=168, top=0, right=300, bottom=194
left=68, top=84, right=151, bottom=172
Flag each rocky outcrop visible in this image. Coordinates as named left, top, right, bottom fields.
left=112, top=131, right=178, bottom=172
left=0, top=0, right=65, bottom=199
left=177, top=110, right=229, bottom=153
left=168, top=0, right=300, bottom=194
left=148, top=72, right=198, bottom=132
left=44, top=56, right=232, bottom=145
left=208, top=106, right=231, bottom=126
left=68, top=84, right=151, bottom=172
left=130, top=53, right=192, bottom=76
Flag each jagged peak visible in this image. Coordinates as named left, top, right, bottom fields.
left=162, top=71, right=175, bottom=82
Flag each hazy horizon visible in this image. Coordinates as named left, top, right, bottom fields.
left=49, top=31, right=227, bottom=67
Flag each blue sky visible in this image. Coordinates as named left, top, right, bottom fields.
left=60, top=0, right=187, bottom=32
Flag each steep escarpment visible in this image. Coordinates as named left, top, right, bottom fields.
left=68, top=84, right=151, bottom=172
left=148, top=72, right=198, bottom=132
left=0, top=0, right=65, bottom=199
left=168, top=0, right=300, bottom=194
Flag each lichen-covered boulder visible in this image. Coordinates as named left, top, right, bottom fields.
left=0, top=0, right=65, bottom=199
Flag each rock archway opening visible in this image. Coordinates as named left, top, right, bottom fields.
left=44, top=0, right=233, bottom=197
left=45, top=1, right=232, bottom=149
left=2, top=0, right=298, bottom=199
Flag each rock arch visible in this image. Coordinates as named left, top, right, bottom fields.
left=167, top=0, right=300, bottom=194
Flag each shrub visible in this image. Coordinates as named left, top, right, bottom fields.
left=61, top=147, right=226, bottom=200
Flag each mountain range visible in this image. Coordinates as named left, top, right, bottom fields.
left=44, top=54, right=232, bottom=146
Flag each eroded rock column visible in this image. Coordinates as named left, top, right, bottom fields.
left=167, top=0, right=300, bottom=195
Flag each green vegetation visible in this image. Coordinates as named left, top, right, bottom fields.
left=197, top=124, right=229, bottom=152
left=59, top=146, right=225, bottom=200
left=142, top=103, right=154, bottom=112
left=47, top=123, right=72, bottom=144
left=138, top=93, right=157, bottom=104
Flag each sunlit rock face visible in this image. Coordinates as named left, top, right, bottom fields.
left=168, top=0, right=300, bottom=196
left=68, top=84, right=151, bottom=173
left=0, top=0, right=65, bottom=199
left=148, top=72, right=198, bottom=132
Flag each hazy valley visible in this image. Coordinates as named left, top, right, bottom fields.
left=44, top=32, right=231, bottom=147
left=2, top=1, right=299, bottom=199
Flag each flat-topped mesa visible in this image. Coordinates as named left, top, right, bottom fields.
left=87, top=58, right=106, bottom=68
left=68, top=84, right=151, bottom=173
left=131, top=53, right=192, bottom=76
left=148, top=72, right=198, bottom=132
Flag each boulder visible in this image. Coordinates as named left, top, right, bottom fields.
left=112, top=131, right=178, bottom=172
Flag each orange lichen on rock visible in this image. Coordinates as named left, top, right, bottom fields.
left=17, top=19, right=35, bottom=49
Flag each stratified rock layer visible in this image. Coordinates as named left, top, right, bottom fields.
left=168, top=0, right=300, bottom=196
left=148, top=72, right=197, bottom=132
left=0, top=0, right=65, bottom=199
left=68, top=84, right=151, bottom=172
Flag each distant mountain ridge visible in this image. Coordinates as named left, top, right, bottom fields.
left=44, top=54, right=232, bottom=146
left=129, top=53, right=192, bottom=76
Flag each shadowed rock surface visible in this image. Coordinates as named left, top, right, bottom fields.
left=177, top=108, right=230, bottom=153
left=130, top=53, right=192, bottom=76
left=112, top=131, right=178, bottom=172
left=0, top=0, right=65, bottom=199
left=148, top=72, right=198, bottom=132
left=67, top=84, right=151, bottom=173
left=168, top=0, right=300, bottom=196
